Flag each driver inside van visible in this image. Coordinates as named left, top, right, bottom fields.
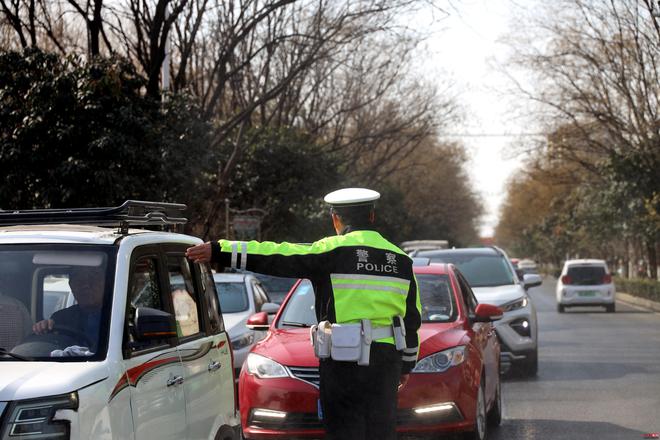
left=32, top=266, right=105, bottom=352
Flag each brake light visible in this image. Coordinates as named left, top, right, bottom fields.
left=603, top=274, right=612, bottom=284
left=561, top=275, right=572, bottom=284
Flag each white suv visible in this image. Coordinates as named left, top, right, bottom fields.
left=0, top=201, right=239, bottom=440
left=556, top=259, right=615, bottom=313
left=417, top=247, right=542, bottom=376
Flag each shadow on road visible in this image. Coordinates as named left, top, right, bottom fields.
left=503, top=360, right=648, bottom=382
left=400, top=419, right=650, bottom=440
left=489, top=418, right=650, bottom=440
left=560, top=309, right=652, bottom=315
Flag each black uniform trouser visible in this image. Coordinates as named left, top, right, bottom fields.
left=319, top=342, right=402, bottom=440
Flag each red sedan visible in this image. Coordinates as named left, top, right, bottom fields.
left=239, top=263, right=503, bottom=440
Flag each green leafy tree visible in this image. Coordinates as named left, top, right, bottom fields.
left=0, top=48, right=212, bottom=210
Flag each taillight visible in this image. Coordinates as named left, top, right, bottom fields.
left=561, top=275, right=572, bottom=284
left=603, top=274, right=612, bottom=284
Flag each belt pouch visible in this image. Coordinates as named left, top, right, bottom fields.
left=392, top=315, right=406, bottom=351
left=330, top=323, right=362, bottom=362
left=311, top=321, right=332, bottom=359
left=358, top=319, right=372, bottom=366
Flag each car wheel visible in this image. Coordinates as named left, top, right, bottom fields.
left=605, top=304, right=615, bottom=313
left=463, top=378, right=488, bottom=440
left=557, top=304, right=565, bottom=313
left=487, top=378, right=502, bottom=427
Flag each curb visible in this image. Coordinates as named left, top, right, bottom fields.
left=616, top=292, right=660, bottom=313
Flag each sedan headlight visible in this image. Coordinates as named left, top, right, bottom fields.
left=1, top=392, right=78, bottom=439
left=231, top=332, right=255, bottom=351
left=412, top=346, right=466, bottom=373
left=245, top=353, right=289, bottom=379
left=501, top=296, right=528, bottom=312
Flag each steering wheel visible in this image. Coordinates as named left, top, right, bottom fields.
left=50, top=324, right=94, bottom=349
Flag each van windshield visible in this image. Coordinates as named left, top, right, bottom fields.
left=0, top=245, right=116, bottom=361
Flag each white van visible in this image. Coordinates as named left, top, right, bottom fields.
left=0, top=201, right=239, bottom=440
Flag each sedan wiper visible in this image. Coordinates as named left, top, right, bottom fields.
left=0, top=348, right=32, bottom=361
left=281, top=321, right=311, bottom=328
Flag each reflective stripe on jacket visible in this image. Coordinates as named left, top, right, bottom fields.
left=210, top=230, right=422, bottom=373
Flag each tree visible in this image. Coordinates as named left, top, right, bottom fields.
left=506, top=0, right=660, bottom=278
left=383, top=139, right=483, bottom=246
left=0, top=48, right=212, bottom=209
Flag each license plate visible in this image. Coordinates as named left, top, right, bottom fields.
left=578, top=291, right=597, bottom=297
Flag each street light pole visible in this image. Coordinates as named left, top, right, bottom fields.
left=225, top=198, right=230, bottom=238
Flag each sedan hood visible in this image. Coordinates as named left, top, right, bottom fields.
left=0, top=361, right=108, bottom=401
left=254, top=322, right=467, bottom=366
left=472, top=284, right=524, bottom=306
left=417, top=323, right=466, bottom=358
left=254, top=328, right=317, bottom=367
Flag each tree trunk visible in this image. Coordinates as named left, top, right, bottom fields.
left=647, top=239, right=658, bottom=280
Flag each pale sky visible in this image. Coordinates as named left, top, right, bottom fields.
left=413, top=0, right=540, bottom=237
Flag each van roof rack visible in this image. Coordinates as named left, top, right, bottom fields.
left=0, top=200, right=187, bottom=234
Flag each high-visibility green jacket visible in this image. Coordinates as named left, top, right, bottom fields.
left=211, top=229, right=422, bottom=373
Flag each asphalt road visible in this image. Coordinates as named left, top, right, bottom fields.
left=489, top=277, right=660, bottom=440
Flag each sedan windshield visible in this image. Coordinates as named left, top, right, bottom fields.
left=428, top=254, right=515, bottom=287
left=0, top=245, right=115, bottom=361
left=416, top=274, right=456, bottom=323
left=215, top=281, right=249, bottom=313
left=277, top=280, right=316, bottom=328
left=278, top=274, right=457, bottom=327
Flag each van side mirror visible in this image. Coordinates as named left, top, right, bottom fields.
left=473, top=303, right=503, bottom=322
left=246, top=312, right=270, bottom=331
left=134, top=307, right=177, bottom=341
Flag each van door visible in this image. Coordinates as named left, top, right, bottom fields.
left=122, top=251, right=187, bottom=440
left=165, top=250, right=235, bottom=439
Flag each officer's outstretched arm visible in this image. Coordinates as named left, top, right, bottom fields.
left=211, top=239, right=329, bottom=279
left=401, top=274, right=422, bottom=374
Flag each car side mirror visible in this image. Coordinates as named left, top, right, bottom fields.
left=246, top=312, right=270, bottom=331
left=523, top=273, right=542, bottom=289
left=134, top=307, right=177, bottom=341
left=261, top=302, right=280, bottom=315
left=473, top=303, right=503, bottom=322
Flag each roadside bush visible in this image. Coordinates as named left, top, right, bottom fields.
left=614, top=277, right=660, bottom=302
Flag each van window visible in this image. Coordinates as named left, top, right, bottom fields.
left=168, top=256, right=201, bottom=338
left=0, top=245, right=115, bottom=361
left=198, top=264, right=224, bottom=334
left=127, top=256, right=168, bottom=352
left=42, top=274, right=75, bottom=319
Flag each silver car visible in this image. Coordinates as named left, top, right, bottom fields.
left=417, top=247, right=542, bottom=376
left=214, top=273, right=280, bottom=379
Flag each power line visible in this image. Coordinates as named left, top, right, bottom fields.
left=438, top=132, right=548, bottom=138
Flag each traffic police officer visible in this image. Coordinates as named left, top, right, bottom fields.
left=186, top=188, right=421, bottom=440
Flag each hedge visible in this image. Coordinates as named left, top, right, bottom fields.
left=614, top=277, right=660, bottom=302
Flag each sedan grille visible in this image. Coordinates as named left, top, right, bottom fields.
left=288, top=366, right=320, bottom=388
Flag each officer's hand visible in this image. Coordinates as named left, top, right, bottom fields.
left=398, top=374, right=410, bottom=390
left=186, top=242, right=212, bottom=263
left=33, top=319, right=54, bottom=334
